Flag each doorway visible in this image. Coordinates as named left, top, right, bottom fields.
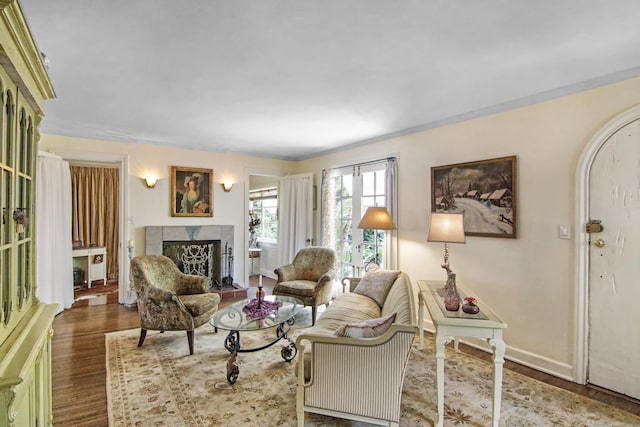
left=575, top=104, right=640, bottom=399
left=54, top=150, right=130, bottom=304
left=246, top=170, right=282, bottom=284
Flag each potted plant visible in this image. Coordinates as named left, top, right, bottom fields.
left=248, top=210, right=261, bottom=248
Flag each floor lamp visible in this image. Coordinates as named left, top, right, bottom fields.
left=357, top=206, right=397, bottom=270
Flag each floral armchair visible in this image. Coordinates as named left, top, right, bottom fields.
left=272, top=247, right=336, bottom=325
left=131, top=255, right=220, bottom=355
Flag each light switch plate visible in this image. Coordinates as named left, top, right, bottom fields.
left=559, top=224, right=571, bottom=239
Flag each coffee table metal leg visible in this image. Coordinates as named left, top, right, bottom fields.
left=222, top=318, right=300, bottom=383
left=277, top=318, right=297, bottom=361
left=226, top=351, right=239, bottom=384
left=276, top=317, right=294, bottom=337
left=224, top=330, right=240, bottom=353
left=224, top=331, right=241, bottom=384
left=281, top=338, right=297, bottom=361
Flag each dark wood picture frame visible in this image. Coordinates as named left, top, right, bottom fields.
left=171, top=166, right=214, bottom=217
left=431, top=155, right=517, bottom=238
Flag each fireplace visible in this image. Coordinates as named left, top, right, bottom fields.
left=145, top=225, right=235, bottom=290
left=162, top=240, right=221, bottom=287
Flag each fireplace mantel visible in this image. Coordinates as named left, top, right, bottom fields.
left=145, top=225, right=234, bottom=255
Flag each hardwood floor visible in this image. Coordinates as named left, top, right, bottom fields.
left=52, top=303, right=139, bottom=426
left=51, top=288, right=640, bottom=426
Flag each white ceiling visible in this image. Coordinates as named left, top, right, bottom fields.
left=19, top=0, right=640, bottom=161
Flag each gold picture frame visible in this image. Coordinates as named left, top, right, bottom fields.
left=431, top=155, right=517, bottom=238
left=171, top=166, right=214, bottom=217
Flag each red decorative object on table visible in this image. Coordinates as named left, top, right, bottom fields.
left=243, top=297, right=282, bottom=320
left=461, top=297, right=480, bottom=314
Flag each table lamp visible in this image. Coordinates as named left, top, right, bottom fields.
left=427, top=212, right=465, bottom=276
left=357, top=206, right=397, bottom=268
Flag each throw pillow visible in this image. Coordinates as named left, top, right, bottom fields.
left=334, top=313, right=397, bottom=338
left=353, top=269, right=401, bottom=308
left=366, top=262, right=380, bottom=273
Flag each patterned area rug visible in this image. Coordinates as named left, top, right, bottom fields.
left=106, top=320, right=640, bottom=426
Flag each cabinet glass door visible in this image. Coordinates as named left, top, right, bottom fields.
left=0, top=82, right=37, bottom=336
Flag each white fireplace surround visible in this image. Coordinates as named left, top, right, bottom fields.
left=145, top=225, right=234, bottom=257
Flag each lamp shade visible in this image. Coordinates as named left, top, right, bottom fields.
left=357, top=207, right=397, bottom=230
left=427, top=212, right=465, bottom=243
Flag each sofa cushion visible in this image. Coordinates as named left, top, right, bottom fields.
left=177, top=293, right=220, bottom=317
left=272, top=280, right=317, bottom=297
left=334, top=313, right=397, bottom=338
left=381, top=273, right=416, bottom=325
left=353, top=269, right=401, bottom=308
left=308, top=293, right=381, bottom=336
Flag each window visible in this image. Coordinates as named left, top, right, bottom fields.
left=249, top=187, right=278, bottom=241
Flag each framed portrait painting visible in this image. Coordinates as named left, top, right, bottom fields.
left=171, top=166, right=213, bottom=217
left=431, top=155, right=517, bottom=238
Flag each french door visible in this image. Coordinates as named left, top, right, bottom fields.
left=331, top=163, right=388, bottom=279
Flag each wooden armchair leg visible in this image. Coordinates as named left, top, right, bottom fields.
left=187, top=330, right=195, bottom=355
left=137, top=329, right=147, bottom=347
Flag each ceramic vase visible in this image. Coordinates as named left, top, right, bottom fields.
left=444, top=273, right=460, bottom=311
left=462, top=302, right=480, bottom=314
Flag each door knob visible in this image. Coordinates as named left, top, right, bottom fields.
left=593, top=238, right=606, bottom=248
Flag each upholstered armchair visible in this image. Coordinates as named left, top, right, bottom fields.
left=131, top=255, right=220, bottom=355
left=272, top=247, right=336, bottom=325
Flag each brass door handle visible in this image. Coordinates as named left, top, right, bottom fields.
left=593, top=238, right=606, bottom=248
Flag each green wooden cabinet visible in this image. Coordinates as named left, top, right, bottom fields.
left=0, top=1, right=56, bottom=426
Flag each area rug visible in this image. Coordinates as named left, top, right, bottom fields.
left=106, top=324, right=640, bottom=426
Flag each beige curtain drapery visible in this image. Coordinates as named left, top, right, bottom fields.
left=70, top=165, right=119, bottom=280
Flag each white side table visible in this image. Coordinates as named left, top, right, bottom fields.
left=418, top=280, right=507, bottom=427
left=72, top=246, right=107, bottom=288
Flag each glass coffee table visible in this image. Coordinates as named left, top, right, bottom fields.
left=209, top=295, right=303, bottom=383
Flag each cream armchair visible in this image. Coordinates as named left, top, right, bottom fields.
left=295, top=271, right=418, bottom=426
left=131, top=255, right=220, bottom=355
left=272, top=247, right=336, bottom=325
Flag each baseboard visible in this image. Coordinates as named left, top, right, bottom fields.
left=420, top=319, right=575, bottom=382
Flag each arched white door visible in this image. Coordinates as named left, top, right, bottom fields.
left=587, top=117, right=640, bottom=399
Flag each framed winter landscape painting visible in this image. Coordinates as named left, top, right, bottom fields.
left=431, top=156, right=517, bottom=238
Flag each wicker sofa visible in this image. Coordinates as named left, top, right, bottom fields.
left=295, top=270, right=418, bottom=427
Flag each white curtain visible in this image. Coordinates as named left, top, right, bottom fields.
left=36, top=151, right=73, bottom=313
left=384, top=158, right=398, bottom=269
left=320, top=168, right=336, bottom=248
left=278, top=173, right=313, bottom=264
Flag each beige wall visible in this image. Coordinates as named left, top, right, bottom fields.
left=39, top=135, right=296, bottom=283
left=296, top=76, right=640, bottom=378
left=41, top=75, right=640, bottom=380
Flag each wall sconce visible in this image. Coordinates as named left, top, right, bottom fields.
left=222, top=181, right=233, bottom=192
left=144, top=176, right=158, bottom=189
